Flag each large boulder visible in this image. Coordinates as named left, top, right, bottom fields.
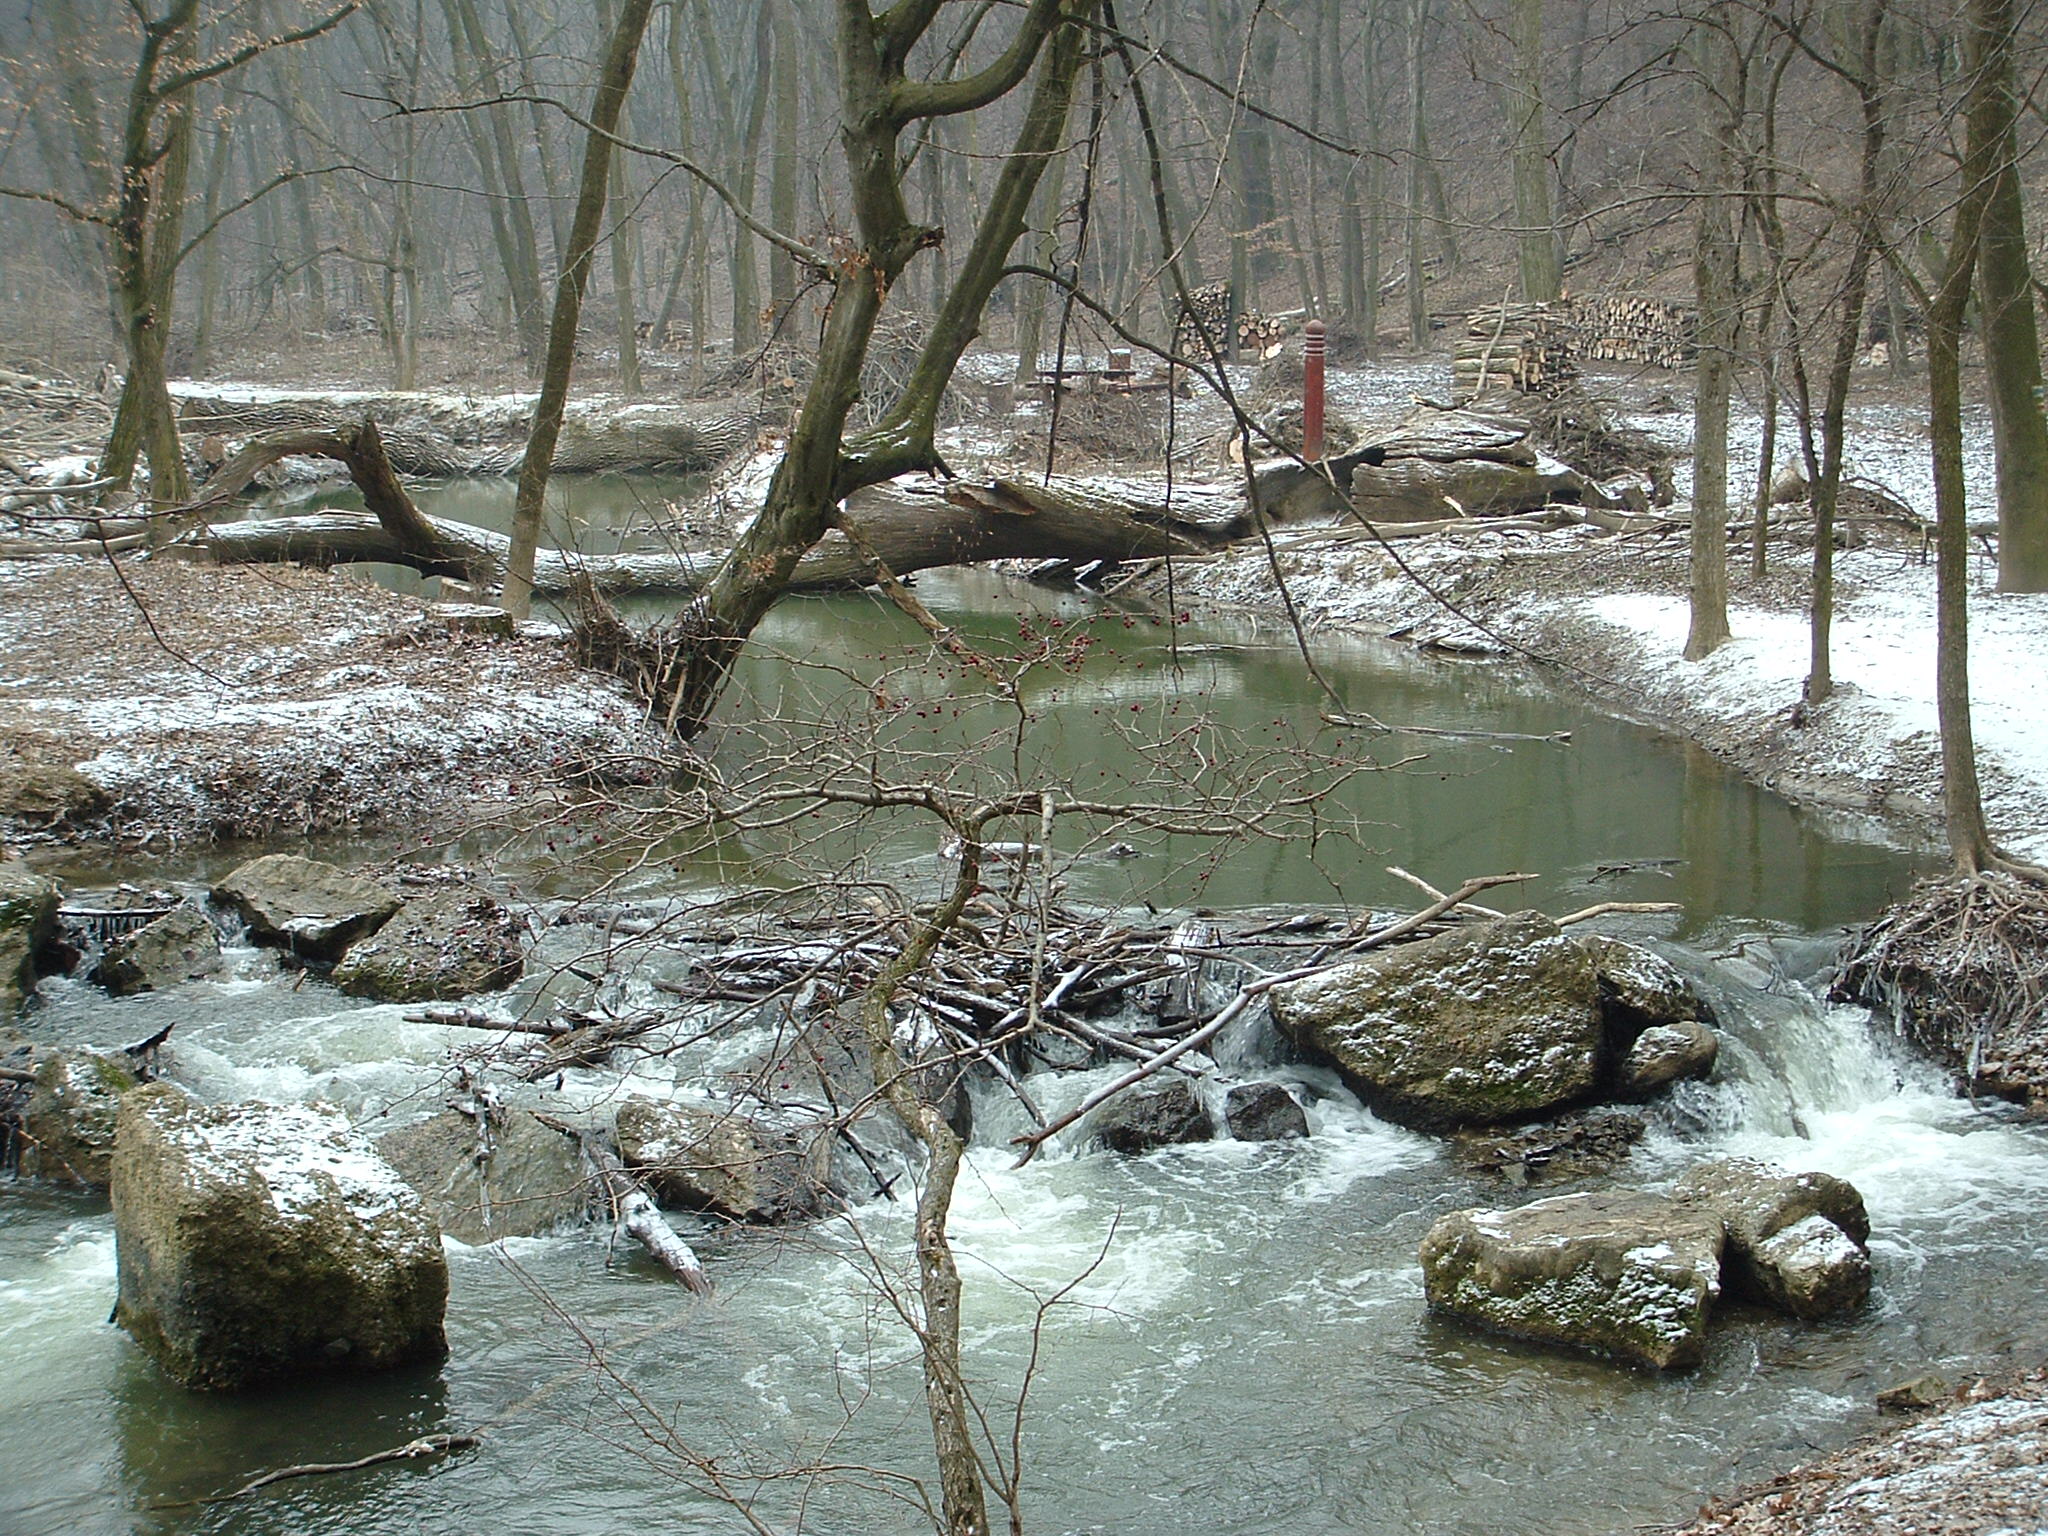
left=331, top=888, right=524, bottom=1003
left=210, top=855, right=401, bottom=963
left=1675, top=1157, right=1871, bottom=1320
left=616, top=1100, right=829, bottom=1223
left=1223, top=1080, right=1309, bottom=1141
left=378, top=1107, right=591, bottom=1242
left=1420, top=1189, right=1726, bottom=1370
left=20, top=1046, right=141, bottom=1185
left=97, top=907, right=224, bottom=996
left=1271, top=912, right=1603, bottom=1130
left=1089, top=1078, right=1215, bottom=1154
left=1, top=857, right=59, bottom=1013
left=112, top=1085, right=448, bottom=1389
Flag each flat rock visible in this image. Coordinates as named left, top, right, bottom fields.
left=112, top=1084, right=447, bottom=1389
left=1272, top=912, right=1603, bottom=1130
left=211, top=854, right=402, bottom=963
left=1675, top=1157, right=1870, bottom=1319
left=1089, top=1078, right=1215, bottom=1153
left=1420, top=1188, right=1726, bottom=1370
left=616, top=1099, right=829, bottom=1223
left=97, top=906, right=223, bottom=996
left=378, top=1107, right=590, bottom=1242
left=0, top=857, right=59, bottom=1014
left=331, top=887, right=524, bottom=1003
left=1223, top=1080, right=1309, bottom=1141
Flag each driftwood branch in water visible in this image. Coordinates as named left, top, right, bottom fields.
left=568, top=1124, right=713, bottom=1294
left=152, top=1433, right=481, bottom=1507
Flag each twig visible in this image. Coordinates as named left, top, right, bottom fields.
left=151, top=1433, right=480, bottom=1507
left=1554, top=901, right=1685, bottom=925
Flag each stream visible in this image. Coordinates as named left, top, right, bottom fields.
left=7, top=482, right=2048, bottom=1536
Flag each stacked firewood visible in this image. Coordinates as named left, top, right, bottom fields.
left=1454, top=303, right=1579, bottom=396
left=1568, top=295, right=1697, bottom=367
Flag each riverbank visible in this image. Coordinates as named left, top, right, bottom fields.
left=0, top=557, right=671, bottom=847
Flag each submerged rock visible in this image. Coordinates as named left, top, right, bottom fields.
left=1271, top=912, right=1603, bottom=1130
left=1675, top=1157, right=1871, bottom=1320
left=1223, top=1080, right=1309, bottom=1141
left=378, top=1107, right=590, bottom=1242
left=20, top=1046, right=141, bottom=1185
left=331, top=888, right=524, bottom=1003
left=211, top=854, right=402, bottom=963
left=616, top=1100, right=829, bottom=1224
left=1454, top=1108, right=1646, bottom=1185
left=96, top=907, right=223, bottom=996
left=1089, top=1077, right=1214, bottom=1153
left=1420, top=1189, right=1725, bottom=1370
left=112, top=1085, right=447, bottom=1390
left=0, top=857, right=59, bottom=1013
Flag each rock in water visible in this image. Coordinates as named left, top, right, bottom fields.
left=1420, top=1189, right=1726, bottom=1370
left=1618, top=1020, right=1719, bottom=1097
left=1088, top=1078, right=1215, bottom=1153
left=616, top=1100, right=830, bottom=1223
left=112, top=1085, right=447, bottom=1389
left=331, top=889, right=524, bottom=1003
left=1675, top=1157, right=1871, bottom=1319
left=211, top=855, right=402, bottom=963
left=1577, top=935, right=1706, bottom=1029
left=97, top=907, right=223, bottom=996
left=20, top=1047, right=140, bottom=1185
left=1223, top=1081, right=1309, bottom=1141
left=379, top=1107, right=592, bottom=1242
left=1271, top=912, right=1603, bottom=1130
left=0, top=857, right=59, bottom=1014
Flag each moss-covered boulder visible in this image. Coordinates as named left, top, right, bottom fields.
left=1675, top=1157, right=1871, bottom=1320
left=617, top=1100, right=830, bottom=1223
left=378, top=1107, right=591, bottom=1242
left=1090, top=1078, right=1215, bottom=1153
left=1420, top=1189, right=1726, bottom=1370
left=112, top=1085, right=448, bottom=1390
left=210, top=855, right=401, bottom=963
left=20, top=1047, right=140, bottom=1185
left=331, top=888, right=524, bottom=1003
left=0, top=857, right=59, bottom=1014
left=1272, top=912, right=1603, bottom=1130
left=97, top=907, right=224, bottom=997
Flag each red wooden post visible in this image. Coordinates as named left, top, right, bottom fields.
left=1303, top=319, right=1327, bottom=461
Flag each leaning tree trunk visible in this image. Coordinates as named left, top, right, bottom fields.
left=500, top=0, right=659, bottom=620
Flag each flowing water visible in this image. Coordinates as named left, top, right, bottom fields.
left=7, top=482, right=2046, bottom=1536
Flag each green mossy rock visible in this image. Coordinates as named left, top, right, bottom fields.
left=1272, top=912, right=1603, bottom=1130
left=21, top=1047, right=140, bottom=1186
left=378, top=1107, right=591, bottom=1242
left=210, top=855, right=401, bottom=963
left=331, top=888, right=524, bottom=1003
left=112, top=1085, right=448, bottom=1390
left=1420, top=1189, right=1726, bottom=1370
left=0, top=857, right=59, bottom=1014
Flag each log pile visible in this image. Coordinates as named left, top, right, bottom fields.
left=1567, top=295, right=1697, bottom=368
left=1454, top=304, right=1579, bottom=396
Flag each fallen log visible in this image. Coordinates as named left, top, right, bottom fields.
left=578, top=1131, right=713, bottom=1294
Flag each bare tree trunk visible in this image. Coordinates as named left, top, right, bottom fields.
left=500, top=0, right=659, bottom=619
left=1685, top=20, right=1739, bottom=660
left=1508, top=0, right=1560, bottom=302
left=1405, top=0, right=1428, bottom=348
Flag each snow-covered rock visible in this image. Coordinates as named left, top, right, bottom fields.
left=0, top=857, right=58, bottom=1014
left=1675, top=1157, right=1871, bottom=1320
left=615, top=1100, right=829, bottom=1224
left=1272, top=912, right=1603, bottom=1130
left=1419, top=1189, right=1725, bottom=1370
left=210, top=854, right=401, bottom=963
left=112, top=1085, right=447, bottom=1389
left=19, top=1046, right=140, bottom=1185
left=330, top=887, right=523, bottom=1003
